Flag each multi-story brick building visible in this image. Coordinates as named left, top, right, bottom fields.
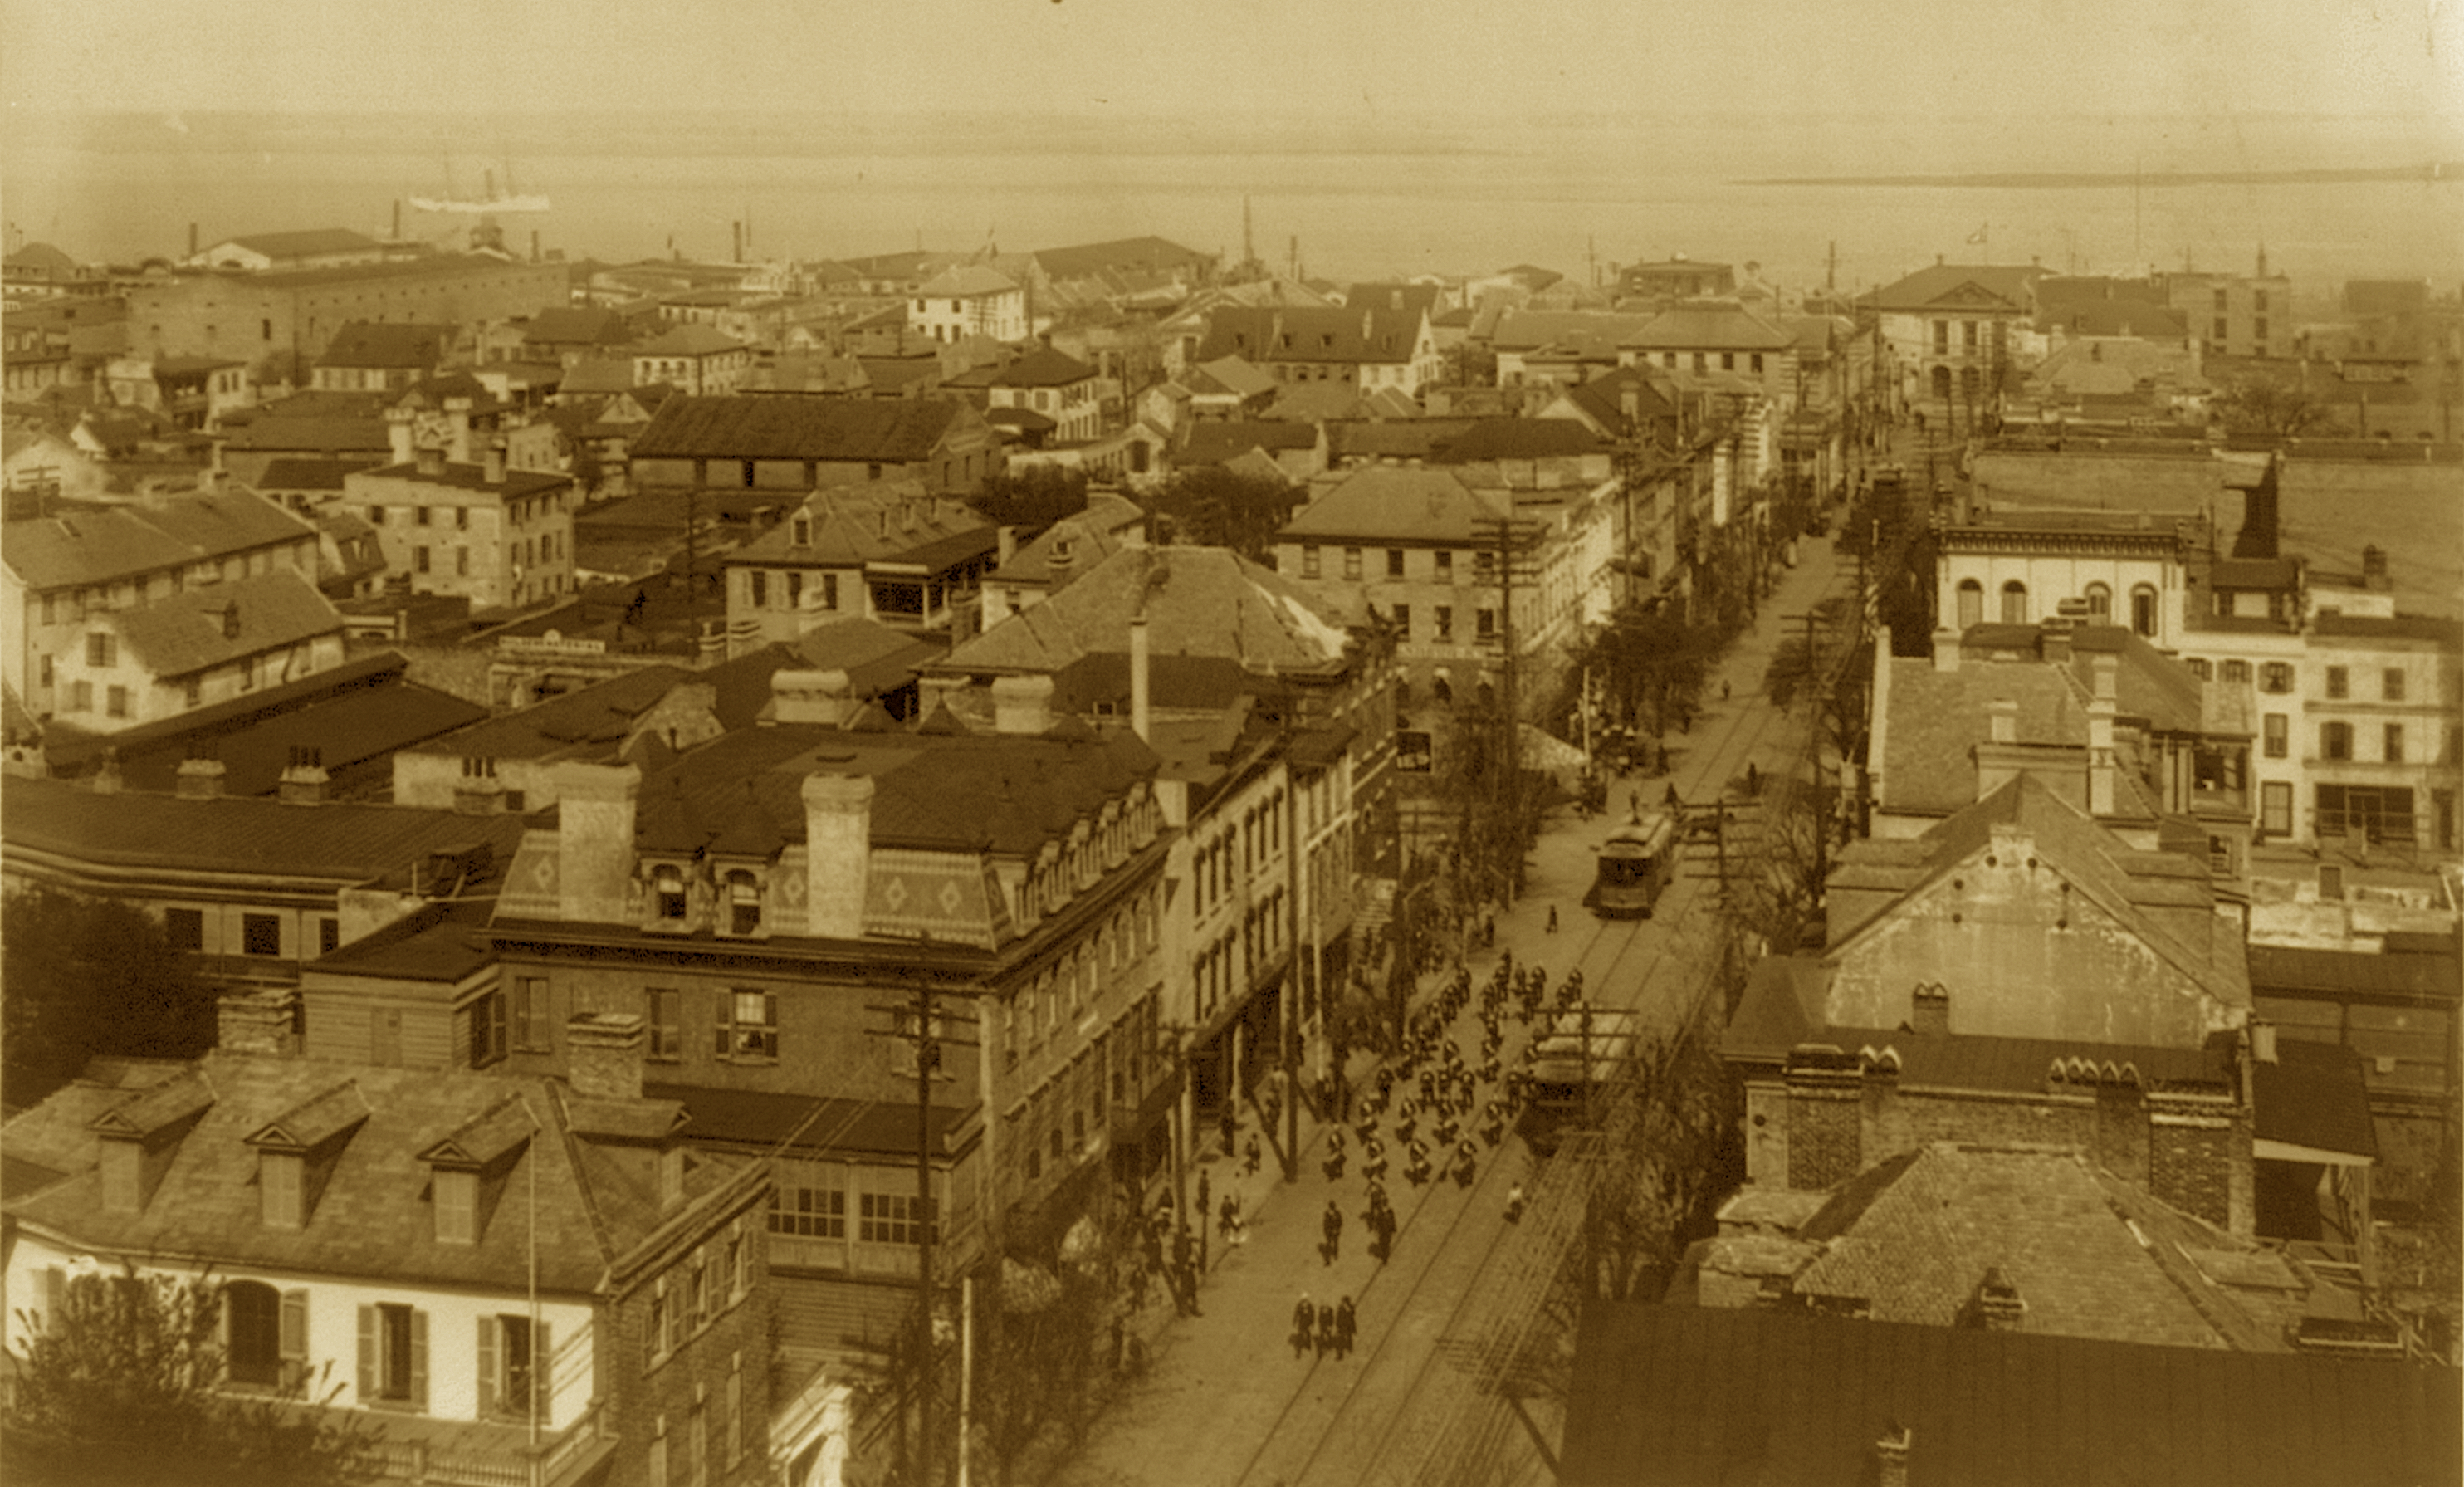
left=123, top=255, right=567, bottom=371
left=342, top=445, right=579, bottom=612
left=2166, top=251, right=2295, bottom=361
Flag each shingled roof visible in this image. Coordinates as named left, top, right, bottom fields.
left=1281, top=465, right=1504, bottom=543
left=4, top=489, right=315, bottom=590
left=2, top=1052, right=746, bottom=1294
left=945, top=544, right=1357, bottom=679
left=629, top=395, right=967, bottom=463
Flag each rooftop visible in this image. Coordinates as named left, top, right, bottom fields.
left=4, top=489, right=315, bottom=590
left=630, top=395, right=971, bottom=465
left=315, top=321, right=452, bottom=370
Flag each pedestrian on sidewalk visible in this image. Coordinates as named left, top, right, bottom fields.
left=1292, top=1294, right=1315, bottom=1359
left=1546, top=904, right=1558, bottom=933
left=1336, top=1295, right=1357, bottom=1358
left=1321, top=1199, right=1344, bottom=1265
left=1316, top=1303, right=1337, bottom=1359
left=1322, top=1127, right=1347, bottom=1182
left=1722, top=679, right=1731, bottom=702
left=1220, top=1106, right=1237, bottom=1156
left=1244, top=1133, right=1262, bottom=1176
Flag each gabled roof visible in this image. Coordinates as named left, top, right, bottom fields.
left=1483, top=309, right=1655, bottom=353
left=1869, top=261, right=2046, bottom=313
left=988, top=347, right=1096, bottom=388
left=1560, top=1301, right=2459, bottom=1487
left=213, top=228, right=383, bottom=260
left=635, top=323, right=747, bottom=358
left=944, top=544, right=1357, bottom=679
left=1280, top=465, right=1503, bottom=543
left=3, top=1051, right=749, bottom=1294
left=1030, top=237, right=1211, bottom=281
left=1767, top=1142, right=2315, bottom=1350
left=1195, top=306, right=1425, bottom=367
left=1624, top=304, right=1796, bottom=351
left=411, top=663, right=692, bottom=761
left=630, top=395, right=969, bottom=464
left=1178, top=419, right=1320, bottom=468
left=1430, top=417, right=1603, bottom=463
left=990, top=498, right=1141, bottom=585
left=726, top=485, right=995, bottom=571
left=4, top=489, right=315, bottom=589
left=915, top=264, right=1019, bottom=298
left=1185, top=355, right=1278, bottom=401
left=556, top=355, right=639, bottom=394
left=315, top=321, right=453, bottom=370
left=1557, top=365, right=1682, bottom=432
left=521, top=306, right=636, bottom=349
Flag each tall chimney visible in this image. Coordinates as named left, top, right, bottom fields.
left=1130, top=616, right=1153, bottom=743
left=553, top=762, right=640, bottom=922
left=2087, top=692, right=2118, bottom=817
left=992, top=674, right=1055, bottom=736
left=802, top=773, right=874, bottom=939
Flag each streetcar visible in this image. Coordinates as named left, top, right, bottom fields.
left=1588, top=809, right=1677, bottom=918
left=1519, top=1005, right=1643, bottom=1155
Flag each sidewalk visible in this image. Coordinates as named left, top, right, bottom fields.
left=1046, top=535, right=1852, bottom=1486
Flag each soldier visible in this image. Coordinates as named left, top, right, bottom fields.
left=1454, top=1139, right=1479, bottom=1188
left=1322, top=1127, right=1347, bottom=1183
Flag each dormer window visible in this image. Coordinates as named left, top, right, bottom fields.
left=725, top=871, right=761, bottom=936
left=261, top=1152, right=305, bottom=1230
left=435, top=1168, right=478, bottom=1245
left=654, top=864, right=687, bottom=920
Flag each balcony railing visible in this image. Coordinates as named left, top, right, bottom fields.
left=368, top=1400, right=612, bottom=1487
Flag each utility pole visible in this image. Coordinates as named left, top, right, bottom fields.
left=868, top=949, right=978, bottom=1487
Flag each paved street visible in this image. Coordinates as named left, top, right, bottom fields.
left=1046, top=534, right=1850, bottom=1487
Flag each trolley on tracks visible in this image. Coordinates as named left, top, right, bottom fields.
left=1588, top=809, right=1678, bottom=919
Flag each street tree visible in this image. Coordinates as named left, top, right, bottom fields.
left=1151, top=468, right=1297, bottom=562
left=2212, top=375, right=2334, bottom=441
left=970, top=467, right=1091, bottom=531
left=3, top=1265, right=382, bottom=1487
left=3, top=888, right=216, bottom=1108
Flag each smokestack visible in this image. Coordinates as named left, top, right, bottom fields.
left=802, top=773, right=874, bottom=938
left=1130, top=616, right=1152, bottom=743
left=188, top=222, right=199, bottom=257
left=733, top=221, right=743, bottom=264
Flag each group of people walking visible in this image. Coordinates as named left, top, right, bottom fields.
left=1292, top=1292, right=1358, bottom=1361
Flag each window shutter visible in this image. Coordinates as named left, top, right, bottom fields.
left=280, top=1289, right=310, bottom=1388
left=534, top=1321, right=552, bottom=1423
left=357, top=1306, right=375, bottom=1402
left=216, top=1284, right=232, bottom=1383
left=477, top=1316, right=499, bottom=1417
left=42, top=1267, right=65, bottom=1336
left=408, top=1308, right=429, bottom=1411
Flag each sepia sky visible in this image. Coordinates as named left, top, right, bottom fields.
left=2, top=0, right=2458, bottom=129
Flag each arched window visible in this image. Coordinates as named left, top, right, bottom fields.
left=2084, top=583, right=2111, bottom=621
left=1956, top=579, right=1983, bottom=630
left=1999, top=580, right=2028, bottom=625
left=1433, top=677, right=1454, bottom=706
left=653, top=864, right=687, bottom=921
left=226, top=1280, right=281, bottom=1386
left=725, top=871, right=760, bottom=936
left=2130, top=584, right=2158, bottom=638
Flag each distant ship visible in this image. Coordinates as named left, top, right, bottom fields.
left=411, top=167, right=549, bottom=216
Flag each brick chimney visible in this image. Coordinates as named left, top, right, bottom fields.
left=553, top=762, right=640, bottom=922
left=218, top=988, right=299, bottom=1056
left=993, top=674, right=1055, bottom=736
left=1932, top=627, right=1961, bottom=673
left=1910, top=981, right=1950, bottom=1037
left=565, top=1011, right=647, bottom=1101
left=2086, top=655, right=2119, bottom=817
left=1968, top=1266, right=2027, bottom=1330
left=175, top=756, right=227, bottom=800
left=803, top=772, right=873, bottom=938
left=277, top=746, right=328, bottom=805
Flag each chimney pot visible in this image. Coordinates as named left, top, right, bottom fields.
left=1910, top=981, right=1950, bottom=1037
